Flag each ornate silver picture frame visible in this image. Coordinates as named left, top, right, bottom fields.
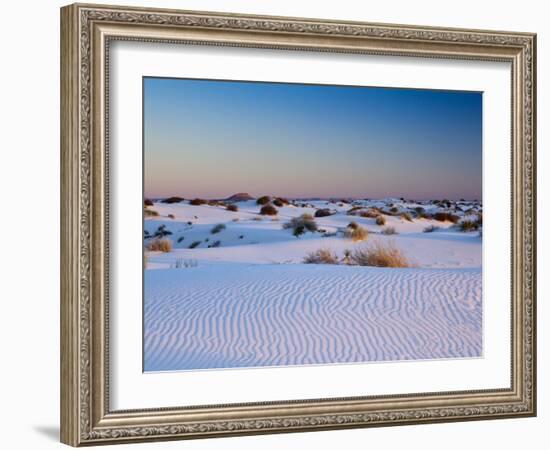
left=61, top=3, right=536, bottom=446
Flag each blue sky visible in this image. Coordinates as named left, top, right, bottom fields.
left=144, top=77, right=482, bottom=200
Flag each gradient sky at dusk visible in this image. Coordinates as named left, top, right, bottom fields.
left=144, top=77, right=482, bottom=200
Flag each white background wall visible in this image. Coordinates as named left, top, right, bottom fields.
left=0, top=1, right=546, bottom=448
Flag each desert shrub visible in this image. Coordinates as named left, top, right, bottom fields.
left=211, top=223, right=226, bottom=234
left=208, top=240, right=221, bottom=248
left=433, top=212, right=459, bottom=223
left=423, top=225, right=440, bottom=233
left=168, top=214, right=175, bottom=219
left=414, top=206, right=425, bottom=215
left=189, top=198, right=207, bottom=206
left=315, top=208, right=333, bottom=218
left=351, top=241, right=413, bottom=268
left=207, top=200, right=224, bottom=207
left=144, top=209, right=159, bottom=217
left=147, top=238, right=172, bottom=253
left=226, top=203, right=238, bottom=212
left=144, top=198, right=153, bottom=207
left=284, top=214, right=318, bottom=236
left=303, top=248, right=339, bottom=265
left=259, top=204, right=278, bottom=215
left=400, top=212, right=413, bottom=222
left=188, top=240, right=201, bottom=249
left=390, top=206, right=399, bottom=214
left=419, top=212, right=433, bottom=219
left=154, top=225, right=172, bottom=238
left=273, top=197, right=288, bottom=207
left=162, top=196, right=184, bottom=204
left=375, top=215, right=386, bottom=226
left=177, top=236, right=185, bottom=243
left=344, top=223, right=369, bottom=242
left=381, top=226, right=397, bottom=235
left=459, top=220, right=480, bottom=232
left=256, top=195, right=271, bottom=205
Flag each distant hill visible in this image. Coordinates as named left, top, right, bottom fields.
left=226, top=193, right=254, bottom=202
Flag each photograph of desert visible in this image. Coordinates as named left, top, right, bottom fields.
left=143, top=78, right=482, bottom=372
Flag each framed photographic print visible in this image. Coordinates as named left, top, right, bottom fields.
left=60, top=3, right=537, bottom=446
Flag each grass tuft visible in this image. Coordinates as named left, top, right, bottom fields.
left=303, top=248, right=339, bottom=264
left=344, top=222, right=369, bottom=241
left=351, top=241, right=413, bottom=268
left=147, top=238, right=172, bottom=253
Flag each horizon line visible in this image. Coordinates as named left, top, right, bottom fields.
left=144, top=193, right=482, bottom=202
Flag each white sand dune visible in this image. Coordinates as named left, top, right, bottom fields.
left=144, top=264, right=482, bottom=371
left=144, top=197, right=482, bottom=371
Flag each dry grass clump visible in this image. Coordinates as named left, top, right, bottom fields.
left=433, top=212, right=459, bottom=223
left=381, top=226, right=397, bottom=235
left=400, top=212, right=413, bottom=222
left=423, top=225, right=440, bottom=233
left=351, top=241, right=413, bottom=268
left=459, top=220, right=480, bottom=232
left=283, top=214, right=318, bottom=237
left=168, top=214, right=175, bottom=219
left=259, top=204, right=278, bottom=215
left=226, top=203, right=238, bottom=212
left=147, top=238, right=172, bottom=253
left=344, top=222, right=369, bottom=242
left=189, top=198, right=207, bottom=206
left=144, top=209, right=159, bottom=217
left=256, top=195, right=271, bottom=205
left=375, top=215, right=386, bottom=226
left=162, top=196, right=184, bottom=204
left=211, top=223, right=226, bottom=234
left=315, top=208, right=333, bottom=218
left=303, top=248, right=339, bottom=265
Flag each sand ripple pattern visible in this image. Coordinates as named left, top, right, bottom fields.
left=144, top=265, right=482, bottom=371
